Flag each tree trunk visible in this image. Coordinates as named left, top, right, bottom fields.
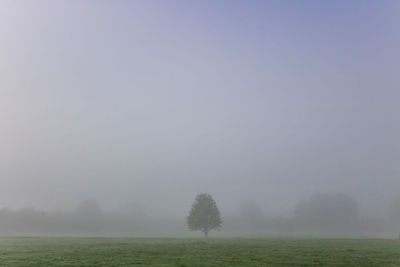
left=204, top=231, right=208, bottom=238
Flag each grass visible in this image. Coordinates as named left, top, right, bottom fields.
left=0, top=237, right=399, bottom=266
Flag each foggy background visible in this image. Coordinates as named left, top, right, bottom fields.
left=0, top=0, right=399, bottom=237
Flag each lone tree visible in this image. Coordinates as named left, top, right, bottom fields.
left=187, top=193, right=222, bottom=238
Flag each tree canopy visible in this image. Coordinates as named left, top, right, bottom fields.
left=187, top=193, right=222, bottom=238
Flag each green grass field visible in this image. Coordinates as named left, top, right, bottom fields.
left=0, top=237, right=399, bottom=266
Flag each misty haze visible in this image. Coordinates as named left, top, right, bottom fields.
left=0, top=0, right=399, bottom=266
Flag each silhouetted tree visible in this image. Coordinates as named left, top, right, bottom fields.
left=187, top=193, right=222, bottom=238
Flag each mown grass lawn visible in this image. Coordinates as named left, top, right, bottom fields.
left=0, top=237, right=399, bottom=266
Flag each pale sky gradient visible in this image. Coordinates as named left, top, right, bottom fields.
left=0, top=0, right=399, bottom=217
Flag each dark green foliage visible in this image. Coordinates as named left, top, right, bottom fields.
left=187, top=193, right=222, bottom=237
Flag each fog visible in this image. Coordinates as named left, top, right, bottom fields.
left=0, top=0, right=399, bottom=237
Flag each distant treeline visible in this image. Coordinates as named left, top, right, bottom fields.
left=0, top=194, right=399, bottom=237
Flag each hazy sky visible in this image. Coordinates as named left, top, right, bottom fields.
left=0, top=0, right=399, bottom=217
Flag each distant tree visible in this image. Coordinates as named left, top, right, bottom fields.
left=75, top=199, right=103, bottom=218
left=74, top=199, right=104, bottom=232
left=240, top=201, right=265, bottom=226
left=187, top=193, right=222, bottom=238
left=294, top=193, right=359, bottom=232
left=388, top=197, right=400, bottom=223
